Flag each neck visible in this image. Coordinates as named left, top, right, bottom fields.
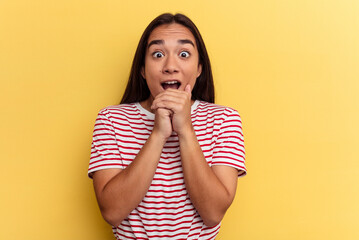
left=140, top=97, right=155, bottom=113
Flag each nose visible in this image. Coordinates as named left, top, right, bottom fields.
left=162, top=54, right=179, bottom=74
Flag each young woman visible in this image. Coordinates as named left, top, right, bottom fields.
left=88, top=13, right=246, bottom=240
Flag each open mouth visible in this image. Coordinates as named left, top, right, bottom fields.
left=161, top=80, right=181, bottom=90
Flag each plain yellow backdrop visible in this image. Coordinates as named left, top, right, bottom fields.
left=1, top=0, right=358, bottom=239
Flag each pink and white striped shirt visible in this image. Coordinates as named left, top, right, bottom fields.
left=88, top=100, right=246, bottom=240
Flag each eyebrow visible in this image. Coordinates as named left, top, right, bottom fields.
left=147, top=39, right=195, bottom=48
left=147, top=40, right=164, bottom=48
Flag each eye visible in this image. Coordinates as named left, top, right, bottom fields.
left=179, top=51, right=190, bottom=58
left=152, top=51, right=164, bottom=58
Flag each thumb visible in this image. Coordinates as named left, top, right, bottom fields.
left=185, top=84, right=191, bottom=94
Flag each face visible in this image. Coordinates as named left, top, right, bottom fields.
left=141, top=23, right=202, bottom=101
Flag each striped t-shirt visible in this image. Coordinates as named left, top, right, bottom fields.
left=88, top=100, right=246, bottom=240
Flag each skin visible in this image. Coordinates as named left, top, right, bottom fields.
left=92, top=23, right=239, bottom=227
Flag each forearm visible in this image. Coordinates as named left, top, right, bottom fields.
left=96, top=132, right=166, bottom=226
left=178, top=130, right=234, bottom=227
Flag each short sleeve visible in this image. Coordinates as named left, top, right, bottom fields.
left=212, top=108, right=246, bottom=177
left=88, top=109, right=123, bottom=178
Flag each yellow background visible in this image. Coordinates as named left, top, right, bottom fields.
left=1, top=0, right=358, bottom=239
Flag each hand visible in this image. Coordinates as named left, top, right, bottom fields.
left=152, top=107, right=173, bottom=141
left=151, top=84, right=193, bottom=137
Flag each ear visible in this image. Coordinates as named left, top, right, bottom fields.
left=141, top=66, right=146, bottom=79
left=197, top=64, right=202, bottom=78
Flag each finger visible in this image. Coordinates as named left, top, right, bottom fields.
left=160, top=88, right=191, bottom=98
left=154, top=90, right=190, bottom=104
left=154, top=93, right=185, bottom=104
left=152, top=98, right=187, bottom=113
left=151, top=92, right=188, bottom=110
left=155, top=107, right=173, bottom=117
left=157, top=88, right=190, bottom=98
left=151, top=98, right=179, bottom=111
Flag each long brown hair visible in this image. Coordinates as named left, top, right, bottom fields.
left=120, top=13, right=214, bottom=104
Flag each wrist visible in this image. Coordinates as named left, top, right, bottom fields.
left=177, top=125, right=196, bottom=141
left=150, top=129, right=169, bottom=145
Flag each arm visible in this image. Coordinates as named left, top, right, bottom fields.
left=178, top=130, right=238, bottom=227
left=151, top=85, right=240, bottom=227
left=92, top=108, right=173, bottom=227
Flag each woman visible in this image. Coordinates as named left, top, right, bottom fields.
left=88, top=13, right=246, bottom=240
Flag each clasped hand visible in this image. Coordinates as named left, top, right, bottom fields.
left=151, top=84, right=193, bottom=139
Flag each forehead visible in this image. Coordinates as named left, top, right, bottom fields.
left=148, top=23, right=196, bottom=45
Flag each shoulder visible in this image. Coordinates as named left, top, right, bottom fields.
left=195, top=101, right=241, bottom=120
left=97, top=103, right=140, bottom=119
